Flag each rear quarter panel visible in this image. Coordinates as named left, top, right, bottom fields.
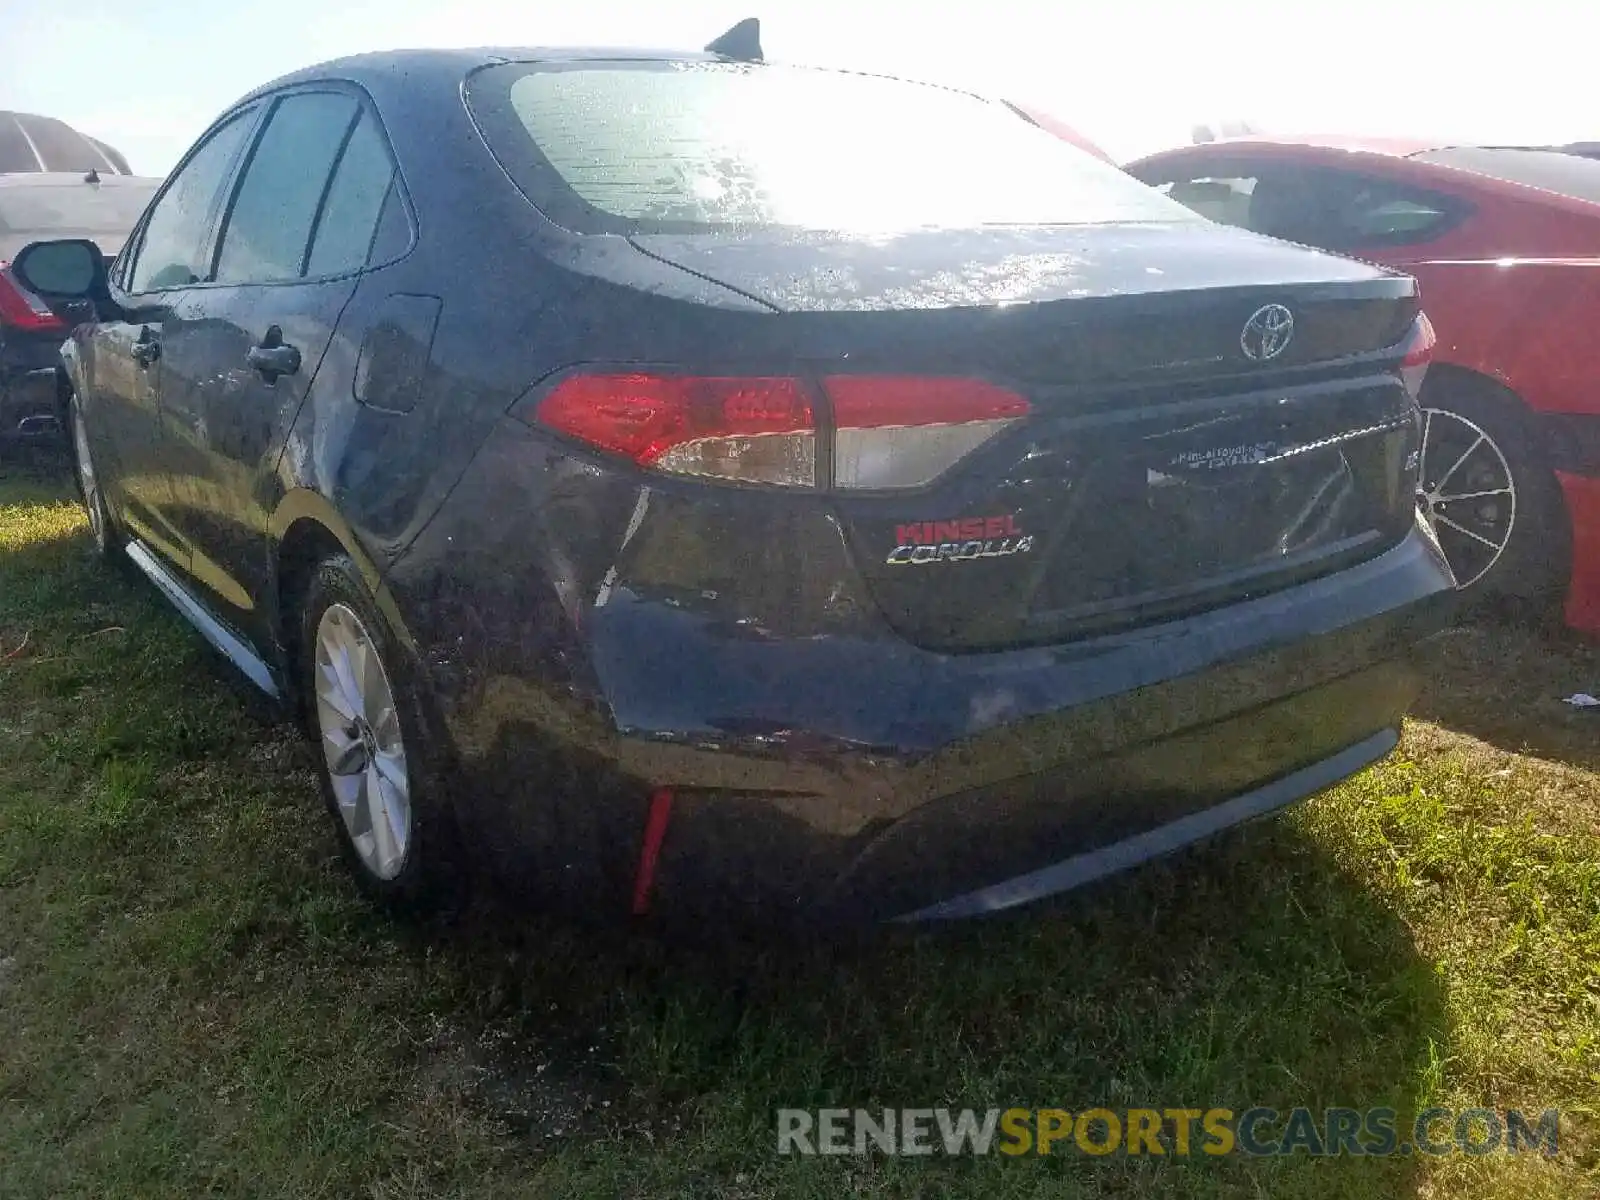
left=1399, top=257, right=1600, bottom=417
left=267, top=65, right=771, bottom=670
left=1321, top=160, right=1600, bottom=417
left=1369, top=176, right=1600, bottom=417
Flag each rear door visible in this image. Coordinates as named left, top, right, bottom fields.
left=87, top=109, right=259, bottom=570
left=157, top=88, right=401, bottom=639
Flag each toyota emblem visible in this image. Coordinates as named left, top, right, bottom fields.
left=1240, top=304, right=1295, bottom=362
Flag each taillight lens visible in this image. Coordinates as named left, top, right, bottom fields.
left=531, top=372, right=1031, bottom=489
left=535, top=374, right=817, bottom=486
left=1400, top=312, right=1435, bottom=400
left=0, top=266, right=66, bottom=333
left=825, top=376, right=1030, bottom=489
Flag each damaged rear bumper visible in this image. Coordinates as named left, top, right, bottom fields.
left=422, top=517, right=1454, bottom=925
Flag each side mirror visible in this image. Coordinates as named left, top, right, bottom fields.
left=11, top=238, right=106, bottom=300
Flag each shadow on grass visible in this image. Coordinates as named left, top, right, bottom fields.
left=384, top=816, right=1446, bottom=1193
left=0, top=437, right=72, bottom=487
left=1412, top=615, right=1600, bottom=772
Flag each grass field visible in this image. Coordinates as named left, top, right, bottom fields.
left=1, top=449, right=1597, bottom=1198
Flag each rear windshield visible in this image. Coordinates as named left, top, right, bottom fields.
left=0, top=177, right=158, bottom=258
left=466, top=60, right=1192, bottom=235
left=1414, top=147, right=1600, bottom=206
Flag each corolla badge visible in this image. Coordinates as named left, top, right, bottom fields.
left=885, top=514, right=1034, bottom=565
left=1240, top=303, right=1295, bottom=362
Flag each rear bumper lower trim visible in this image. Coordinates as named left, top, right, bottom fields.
left=891, top=727, right=1397, bottom=922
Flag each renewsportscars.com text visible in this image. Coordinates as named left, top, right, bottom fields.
left=776, top=1106, right=1560, bottom=1158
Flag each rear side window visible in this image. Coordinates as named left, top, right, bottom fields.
left=1154, top=163, right=1462, bottom=251
left=466, top=61, right=1193, bottom=235
left=365, top=183, right=412, bottom=266
left=215, top=92, right=359, bottom=284
left=1158, top=176, right=1257, bottom=227
left=305, top=110, right=399, bottom=277
left=1344, top=192, right=1455, bottom=242
left=126, top=110, right=256, bottom=293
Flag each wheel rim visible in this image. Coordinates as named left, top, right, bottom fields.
left=71, top=403, right=104, bottom=547
left=1417, top=406, right=1516, bottom=589
left=312, top=603, right=412, bottom=881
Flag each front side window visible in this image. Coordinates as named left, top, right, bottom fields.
left=467, top=61, right=1195, bottom=235
left=1159, top=163, right=1461, bottom=251
left=1158, top=176, right=1258, bottom=228
left=1239, top=169, right=1349, bottom=246
left=214, top=91, right=361, bottom=284
left=126, top=110, right=256, bottom=293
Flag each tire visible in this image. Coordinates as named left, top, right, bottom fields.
left=297, top=554, right=461, bottom=909
left=1417, top=374, right=1568, bottom=611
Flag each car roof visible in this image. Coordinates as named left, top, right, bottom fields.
left=0, top=111, right=134, bottom=175
left=236, top=46, right=727, bottom=105
left=1002, top=101, right=1114, bottom=163
left=1134, top=135, right=1600, bottom=212
left=1170, top=133, right=1444, bottom=159
left=230, top=46, right=1004, bottom=118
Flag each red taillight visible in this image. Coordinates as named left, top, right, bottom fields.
left=531, top=372, right=1031, bottom=489
left=824, top=376, right=1031, bottom=428
left=1400, top=313, right=1435, bottom=400
left=0, top=266, right=66, bottom=333
left=535, top=374, right=816, bottom=486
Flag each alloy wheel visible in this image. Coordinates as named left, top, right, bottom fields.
left=1417, top=406, right=1516, bottom=589
left=312, top=603, right=412, bottom=881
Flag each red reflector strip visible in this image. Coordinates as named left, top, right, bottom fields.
left=0, top=267, right=66, bottom=333
left=535, top=374, right=813, bottom=466
left=823, top=376, right=1030, bottom=428
left=630, top=787, right=675, bottom=917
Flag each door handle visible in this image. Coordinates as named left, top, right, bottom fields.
left=246, top=325, right=301, bottom=383
left=132, top=326, right=161, bottom=368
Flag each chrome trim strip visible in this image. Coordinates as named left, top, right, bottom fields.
left=893, top=728, right=1398, bottom=922
left=124, top=540, right=280, bottom=698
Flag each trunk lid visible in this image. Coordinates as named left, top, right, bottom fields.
left=630, top=220, right=1401, bottom=311
left=633, top=222, right=1422, bottom=652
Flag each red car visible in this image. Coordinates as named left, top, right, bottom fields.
left=1003, top=101, right=1114, bottom=163
left=1128, top=137, right=1600, bottom=633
